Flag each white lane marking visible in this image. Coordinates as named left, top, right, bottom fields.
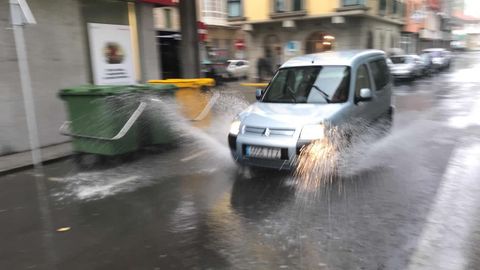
left=408, top=143, right=480, bottom=270
left=181, top=150, right=208, bottom=162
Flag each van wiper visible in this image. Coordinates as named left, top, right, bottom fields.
left=311, top=85, right=330, bottom=103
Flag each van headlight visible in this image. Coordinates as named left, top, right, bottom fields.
left=229, top=120, right=241, bottom=135
left=300, top=124, right=325, bottom=140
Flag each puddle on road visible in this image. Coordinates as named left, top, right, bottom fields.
left=52, top=84, right=471, bottom=202
left=53, top=92, right=249, bottom=201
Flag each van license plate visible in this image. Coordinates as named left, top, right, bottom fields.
left=246, top=146, right=281, bottom=159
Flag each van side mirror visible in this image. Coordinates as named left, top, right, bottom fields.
left=256, top=88, right=263, bottom=100
left=358, top=88, right=372, bottom=102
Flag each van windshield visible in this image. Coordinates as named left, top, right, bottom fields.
left=262, top=66, right=350, bottom=104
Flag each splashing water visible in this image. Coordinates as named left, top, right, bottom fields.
left=293, top=127, right=345, bottom=194
left=148, top=92, right=249, bottom=162
left=54, top=91, right=250, bottom=201
left=292, top=118, right=411, bottom=195
left=292, top=113, right=453, bottom=197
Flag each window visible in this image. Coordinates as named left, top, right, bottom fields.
left=369, top=59, right=390, bottom=91
left=228, top=0, right=242, bottom=17
left=355, top=64, right=371, bottom=99
left=275, top=0, right=286, bottom=12
left=164, top=9, right=172, bottom=29
left=236, top=61, right=244, bottom=66
left=379, top=0, right=386, bottom=15
left=263, top=66, right=351, bottom=104
left=202, top=0, right=226, bottom=19
left=293, top=0, right=302, bottom=10
left=343, top=0, right=365, bottom=6
left=272, top=0, right=304, bottom=13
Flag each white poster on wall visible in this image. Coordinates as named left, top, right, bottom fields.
left=87, top=23, right=135, bottom=85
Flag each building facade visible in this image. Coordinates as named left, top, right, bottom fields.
left=0, top=0, right=160, bottom=155
left=198, top=0, right=243, bottom=61
left=154, top=5, right=182, bottom=78
left=226, top=0, right=406, bottom=79
left=401, top=0, right=454, bottom=54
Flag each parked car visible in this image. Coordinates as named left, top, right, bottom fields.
left=389, top=55, right=424, bottom=80
left=225, top=60, right=249, bottom=79
left=422, top=48, right=452, bottom=70
left=419, top=53, right=435, bottom=76
left=228, top=50, right=394, bottom=170
left=202, top=61, right=228, bottom=85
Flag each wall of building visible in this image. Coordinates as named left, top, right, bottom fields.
left=244, top=16, right=392, bottom=78
left=307, top=0, right=338, bottom=15
left=0, top=0, right=88, bottom=155
left=154, top=6, right=180, bottom=31
left=244, top=0, right=269, bottom=21
left=0, top=0, right=160, bottom=156
left=137, top=3, right=161, bottom=81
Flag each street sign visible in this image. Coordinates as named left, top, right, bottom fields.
left=198, top=21, right=207, bottom=42
left=235, top=39, right=245, bottom=50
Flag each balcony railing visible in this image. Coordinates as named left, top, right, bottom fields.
left=342, top=0, right=366, bottom=6
left=270, top=0, right=306, bottom=18
left=337, top=0, right=368, bottom=11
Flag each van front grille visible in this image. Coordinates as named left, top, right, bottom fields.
left=244, top=126, right=295, bottom=137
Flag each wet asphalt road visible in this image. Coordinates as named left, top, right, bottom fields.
left=2, top=52, right=480, bottom=270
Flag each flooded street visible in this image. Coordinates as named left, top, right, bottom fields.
left=2, top=52, right=480, bottom=270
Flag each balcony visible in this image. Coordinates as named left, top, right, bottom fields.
left=337, top=0, right=369, bottom=12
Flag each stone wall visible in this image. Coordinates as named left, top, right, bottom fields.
left=0, top=0, right=87, bottom=155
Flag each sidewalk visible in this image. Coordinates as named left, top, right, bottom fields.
left=0, top=142, right=72, bottom=174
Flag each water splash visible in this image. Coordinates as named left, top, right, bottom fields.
left=292, top=117, right=448, bottom=195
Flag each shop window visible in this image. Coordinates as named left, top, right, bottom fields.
left=305, top=32, right=335, bottom=54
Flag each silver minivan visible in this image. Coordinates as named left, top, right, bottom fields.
left=228, top=50, right=393, bottom=170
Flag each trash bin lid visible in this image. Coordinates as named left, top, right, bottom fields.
left=58, top=85, right=139, bottom=96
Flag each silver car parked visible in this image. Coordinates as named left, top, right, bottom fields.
left=228, top=50, right=394, bottom=170
left=389, top=55, right=424, bottom=80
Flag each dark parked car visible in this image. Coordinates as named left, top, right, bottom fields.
left=419, top=53, right=435, bottom=76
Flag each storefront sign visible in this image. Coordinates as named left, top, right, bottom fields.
left=284, top=40, right=300, bottom=57
left=87, top=23, right=135, bottom=85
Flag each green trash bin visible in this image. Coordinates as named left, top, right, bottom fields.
left=59, top=85, right=144, bottom=156
left=140, top=84, right=179, bottom=145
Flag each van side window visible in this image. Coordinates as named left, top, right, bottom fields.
left=369, top=59, right=390, bottom=91
left=355, top=64, right=371, bottom=99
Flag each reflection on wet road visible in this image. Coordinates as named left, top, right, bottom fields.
left=1, top=52, right=480, bottom=270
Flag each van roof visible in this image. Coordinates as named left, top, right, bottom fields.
left=280, top=50, right=385, bottom=68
